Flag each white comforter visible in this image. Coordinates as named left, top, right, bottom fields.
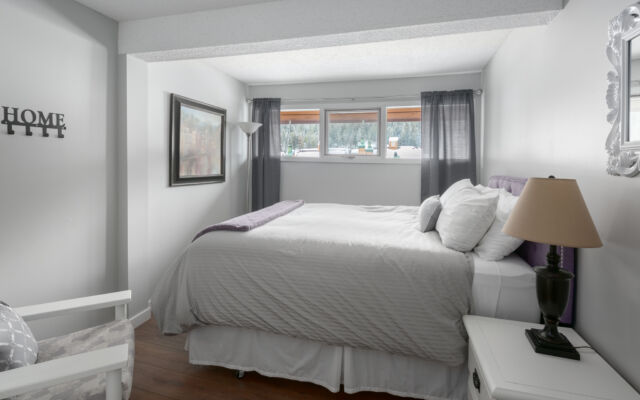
left=152, top=203, right=473, bottom=366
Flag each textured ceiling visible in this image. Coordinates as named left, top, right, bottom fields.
left=74, top=0, right=279, bottom=21
left=203, top=29, right=511, bottom=85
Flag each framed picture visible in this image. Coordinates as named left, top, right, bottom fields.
left=170, top=94, right=226, bottom=186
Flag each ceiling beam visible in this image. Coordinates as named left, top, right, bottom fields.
left=120, top=0, right=564, bottom=62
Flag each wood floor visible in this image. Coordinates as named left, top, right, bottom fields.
left=132, top=319, right=404, bottom=400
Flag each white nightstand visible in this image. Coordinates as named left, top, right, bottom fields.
left=463, top=315, right=640, bottom=400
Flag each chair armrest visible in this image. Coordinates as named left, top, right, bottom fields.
left=0, top=344, right=128, bottom=398
left=14, top=290, right=132, bottom=322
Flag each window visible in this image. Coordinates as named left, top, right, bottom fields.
left=280, top=109, right=320, bottom=157
left=280, top=105, right=422, bottom=161
left=385, top=106, right=421, bottom=159
left=326, top=109, right=379, bottom=156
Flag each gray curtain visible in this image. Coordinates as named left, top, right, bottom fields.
left=420, top=90, right=476, bottom=201
left=251, top=98, right=281, bottom=210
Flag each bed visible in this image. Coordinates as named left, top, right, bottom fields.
left=151, top=176, right=576, bottom=400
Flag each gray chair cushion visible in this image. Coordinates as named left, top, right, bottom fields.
left=14, top=319, right=134, bottom=400
left=0, top=303, right=38, bottom=371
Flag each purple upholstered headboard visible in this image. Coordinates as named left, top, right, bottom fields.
left=488, top=176, right=576, bottom=326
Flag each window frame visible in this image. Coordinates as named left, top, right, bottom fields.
left=384, top=105, right=422, bottom=160
left=280, top=99, right=421, bottom=164
left=280, top=108, right=322, bottom=158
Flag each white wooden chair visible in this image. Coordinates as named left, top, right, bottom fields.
left=0, top=291, right=133, bottom=400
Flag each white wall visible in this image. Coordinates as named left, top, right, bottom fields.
left=281, top=162, right=420, bottom=206
left=482, top=0, right=640, bottom=390
left=123, top=56, right=150, bottom=317
left=0, top=0, right=118, bottom=338
left=250, top=74, right=481, bottom=205
left=249, top=74, right=481, bottom=102
left=124, top=60, right=248, bottom=316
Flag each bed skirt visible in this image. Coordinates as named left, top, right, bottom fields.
left=187, top=325, right=468, bottom=400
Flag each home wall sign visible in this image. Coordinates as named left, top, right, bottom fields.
left=1, top=106, right=66, bottom=138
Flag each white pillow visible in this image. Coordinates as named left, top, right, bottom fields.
left=474, top=184, right=497, bottom=194
left=440, top=179, right=473, bottom=206
left=474, top=189, right=524, bottom=261
left=436, top=186, right=499, bottom=252
left=417, top=195, right=442, bottom=232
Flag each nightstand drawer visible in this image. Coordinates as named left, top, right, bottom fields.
left=468, top=340, right=494, bottom=400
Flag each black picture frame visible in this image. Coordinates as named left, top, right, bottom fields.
left=170, top=94, right=226, bottom=186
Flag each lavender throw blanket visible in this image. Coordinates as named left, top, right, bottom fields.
left=193, top=200, right=304, bottom=242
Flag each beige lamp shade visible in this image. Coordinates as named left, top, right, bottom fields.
left=502, top=178, right=602, bottom=248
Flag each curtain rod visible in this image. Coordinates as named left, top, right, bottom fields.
left=247, top=90, right=483, bottom=104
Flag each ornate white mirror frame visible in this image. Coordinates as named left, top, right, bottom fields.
left=607, top=2, right=640, bottom=177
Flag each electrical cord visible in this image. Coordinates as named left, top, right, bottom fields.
left=572, top=345, right=594, bottom=351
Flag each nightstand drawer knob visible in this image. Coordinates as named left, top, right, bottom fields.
left=472, top=369, right=481, bottom=392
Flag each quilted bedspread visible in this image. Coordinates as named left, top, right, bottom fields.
left=151, top=203, right=473, bottom=366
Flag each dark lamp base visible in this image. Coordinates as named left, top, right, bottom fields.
left=525, top=328, right=580, bottom=360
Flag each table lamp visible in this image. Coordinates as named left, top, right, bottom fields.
left=236, top=122, right=262, bottom=212
left=503, top=176, right=602, bottom=360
